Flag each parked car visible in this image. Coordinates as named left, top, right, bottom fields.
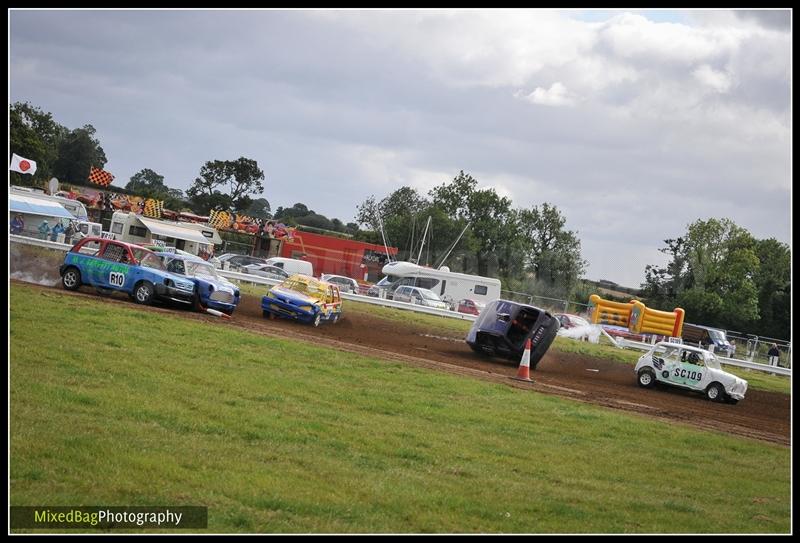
left=215, top=253, right=269, bottom=271
left=635, top=342, right=747, bottom=404
left=59, top=237, right=195, bottom=306
left=457, top=298, right=485, bottom=316
left=321, top=274, right=360, bottom=294
left=366, top=276, right=392, bottom=297
left=391, top=286, right=449, bottom=310
left=555, top=313, right=591, bottom=329
left=261, top=274, right=343, bottom=326
left=241, top=263, right=290, bottom=281
left=466, top=299, right=560, bottom=367
left=156, top=252, right=240, bottom=315
left=263, top=257, right=314, bottom=277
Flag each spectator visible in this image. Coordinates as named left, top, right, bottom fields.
left=37, top=220, right=51, bottom=240
left=728, top=339, right=737, bottom=358
left=50, top=221, right=65, bottom=242
left=64, top=221, right=76, bottom=245
left=768, top=344, right=781, bottom=368
left=10, top=214, right=24, bottom=234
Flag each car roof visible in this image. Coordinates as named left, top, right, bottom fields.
left=155, top=252, right=205, bottom=263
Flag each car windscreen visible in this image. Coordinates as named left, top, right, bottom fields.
left=186, top=261, right=218, bottom=278
left=708, top=329, right=727, bottom=343
left=134, top=249, right=166, bottom=270
left=284, top=279, right=327, bottom=298
left=419, top=289, right=440, bottom=300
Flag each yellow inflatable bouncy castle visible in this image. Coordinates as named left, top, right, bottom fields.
left=587, top=294, right=684, bottom=338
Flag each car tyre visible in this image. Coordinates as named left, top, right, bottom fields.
left=133, top=281, right=155, bottom=305
left=706, top=382, right=725, bottom=402
left=192, top=292, right=205, bottom=313
left=637, top=368, right=656, bottom=388
left=62, top=267, right=82, bottom=291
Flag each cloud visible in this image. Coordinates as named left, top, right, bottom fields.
left=9, top=9, right=791, bottom=288
left=516, top=82, right=579, bottom=106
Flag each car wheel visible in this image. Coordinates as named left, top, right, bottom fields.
left=62, top=267, right=82, bottom=291
left=637, top=368, right=656, bottom=388
left=192, top=293, right=205, bottom=312
left=313, top=313, right=322, bottom=327
left=133, top=281, right=155, bottom=305
left=706, top=382, right=725, bottom=402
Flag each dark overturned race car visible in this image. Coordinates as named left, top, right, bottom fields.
left=466, top=299, right=561, bottom=369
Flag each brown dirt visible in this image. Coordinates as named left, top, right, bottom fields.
left=13, top=280, right=791, bottom=446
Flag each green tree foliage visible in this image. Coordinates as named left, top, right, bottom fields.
left=9, top=101, right=68, bottom=185
left=187, top=157, right=265, bottom=215
left=242, top=198, right=272, bottom=219
left=126, top=168, right=168, bottom=196
left=515, top=203, right=587, bottom=298
left=355, top=172, right=586, bottom=299
left=51, top=125, right=108, bottom=184
left=125, top=168, right=187, bottom=211
left=642, top=218, right=788, bottom=339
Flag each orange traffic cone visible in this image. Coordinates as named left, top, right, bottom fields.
left=512, top=338, right=534, bottom=382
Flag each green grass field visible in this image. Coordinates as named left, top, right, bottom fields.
left=10, top=283, right=790, bottom=533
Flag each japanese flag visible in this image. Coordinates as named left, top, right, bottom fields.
left=9, top=153, right=37, bottom=175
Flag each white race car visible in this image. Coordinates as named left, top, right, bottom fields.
left=635, top=342, right=747, bottom=404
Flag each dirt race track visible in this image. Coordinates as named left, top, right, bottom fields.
left=14, top=281, right=791, bottom=446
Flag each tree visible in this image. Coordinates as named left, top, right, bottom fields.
left=515, top=203, right=586, bottom=298
left=642, top=218, right=762, bottom=332
left=126, top=168, right=168, bottom=197
left=187, top=157, right=265, bottom=214
left=51, top=125, right=108, bottom=184
left=242, top=198, right=272, bottom=219
left=9, top=101, right=68, bottom=185
left=430, top=171, right=516, bottom=276
left=752, top=238, right=791, bottom=339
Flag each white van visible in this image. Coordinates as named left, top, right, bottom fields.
left=264, top=257, right=314, bottom=277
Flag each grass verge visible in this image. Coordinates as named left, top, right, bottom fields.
left=10, top=283, right=790, bottom=533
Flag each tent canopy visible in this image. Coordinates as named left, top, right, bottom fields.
left=10, top=194, right=77, bottom=220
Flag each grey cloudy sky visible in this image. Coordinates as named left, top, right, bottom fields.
left=9, top=8, right=792, bottom=287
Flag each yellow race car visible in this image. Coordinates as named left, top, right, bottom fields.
left=261, top=274, right=343, bottom=326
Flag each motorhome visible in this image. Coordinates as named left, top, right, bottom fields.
left=109, top=211, right=219, bottom=259
left=375, top=261, right=502, bottom=308
left=10, top=186, right=89, bottom=222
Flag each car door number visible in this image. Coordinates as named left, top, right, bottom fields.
left=673, top=368, right=702, bottom=381
left=109, top=272, right=126, bottom=287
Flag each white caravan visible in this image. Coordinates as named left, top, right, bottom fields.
left=378, top=261, right=501, bottom=308
left=109, top=211, right=218, bottom=258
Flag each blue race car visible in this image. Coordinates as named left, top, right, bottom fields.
left=59, top=237, right=195, bottom=305
left=466, top=299, right=560, bottom=368
left=156, top=251, right=241, bottom=315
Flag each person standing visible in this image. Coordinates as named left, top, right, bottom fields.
left=768, top=344, right=781, bottom=368
left=64, top=221, right=76, bottom=245
left=50, top=221, right=65, bottom=242
left=37, top=220, right=51, bottom=240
